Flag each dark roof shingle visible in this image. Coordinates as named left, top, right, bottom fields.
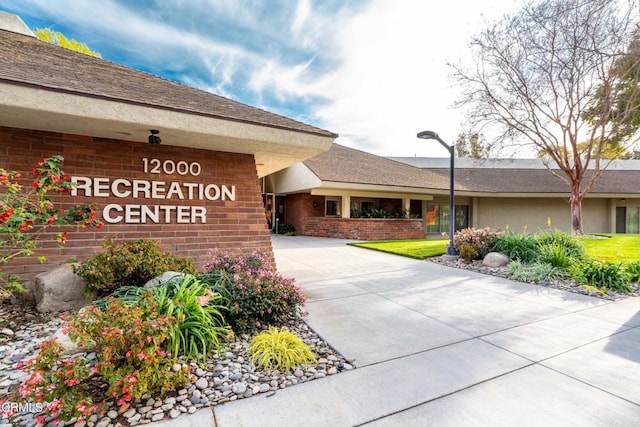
left=0, top=29, right=336, bottom=138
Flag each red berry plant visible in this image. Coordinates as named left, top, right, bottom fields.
left=0, top=155, right=103, bottom=294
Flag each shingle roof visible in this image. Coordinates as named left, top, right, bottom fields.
left=0, top=28, right=336, bottom=138
left=426, top=167, right=640, bottom=195
left=305, top=145, right=640, bottom=195
left=303, top=144, right=490, bottom=191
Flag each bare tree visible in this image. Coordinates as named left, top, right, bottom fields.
left=452, top=0, right=640, bottom=235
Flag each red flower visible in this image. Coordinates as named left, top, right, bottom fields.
left=32, top=181, right=41, bottom=188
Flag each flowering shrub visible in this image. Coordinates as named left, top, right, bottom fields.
left=101, top=275, right=231, bottom=361
left=453, top=227, right=501, bottom=261
left=73, top=237, right=195, bottom=296
left=200, top=249, right=306, bottom=334
left=19, top=295, right=190, bottom=423
left=0, top=156, right=103, bottom=294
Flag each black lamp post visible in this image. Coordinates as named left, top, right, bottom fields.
left=417, top=130, right=458, bottom=257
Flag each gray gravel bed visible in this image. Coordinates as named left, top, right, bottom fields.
left=430, top=256, right=640, bottom=300
left=0, top=305, right=352, bottom=427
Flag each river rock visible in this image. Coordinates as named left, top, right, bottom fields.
left=482, top=252, right=510, bottom=268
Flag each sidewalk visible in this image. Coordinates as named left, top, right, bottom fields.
left=158, top=235, right=640, bottom=426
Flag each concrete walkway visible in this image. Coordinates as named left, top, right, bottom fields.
left=159, top=235, right=640, bottom=426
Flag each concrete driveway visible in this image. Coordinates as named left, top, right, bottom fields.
left=213, top=236, right=640, bottom=426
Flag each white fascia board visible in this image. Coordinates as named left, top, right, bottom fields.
left=311, top=182, right=434, bottom=200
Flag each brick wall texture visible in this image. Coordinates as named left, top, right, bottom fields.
left=283, top=195, right=424, bottom=240
left=0, top=127, right=273, bottom=281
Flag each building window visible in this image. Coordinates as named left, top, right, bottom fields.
left=616, top=206, right=639, bottom=234
left=426, top=203, right=468, bottom=234
left=326, top=199, right=341, bottom=217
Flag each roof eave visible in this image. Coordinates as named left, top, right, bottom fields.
left=0, top=82, right=336, bottom=177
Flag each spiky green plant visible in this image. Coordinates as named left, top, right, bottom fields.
left=248, top=327, right=317, bottom=372
left=493, top=232, right=540, bottom=263
left=571, top=260, right=631, bottom=294
left=506, top=260, right=566, bottom=283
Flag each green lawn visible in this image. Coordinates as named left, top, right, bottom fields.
left=349, top=239, right=448, bottom=259
left=351, top=234, right=640, bottom=263
left=578, top=234, right=640, bottom=263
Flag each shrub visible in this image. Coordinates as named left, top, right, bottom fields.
left=624, top=261, right=640, bottom=283
left=492, top=232, right=540, bottom=263
left=152, top=275, right=230, bottom=361
left=536, top=230, right=586, bottom=262
left=277, top=223, right=296, bottom=235
left=95, top=275, right=230, bottom=361
left=506, top=260, right=567, bottom=283
left=19, top=296, right=190, bottom=423
left=201, top=249, right=306, bottom=334
left=453, top=227, right=500, bottom=260
left=248, top=327, right=316, bottom=372
left=73, top=238, right=195, bottom=296
left=571, top=260, right=631, bottom=294
left=537, top=243, right=574, bottom=269
left=457, top=243, right=479, bottom=263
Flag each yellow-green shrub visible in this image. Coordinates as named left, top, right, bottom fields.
left=248, top=327, right=316, bottom=372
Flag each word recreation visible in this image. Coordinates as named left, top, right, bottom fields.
left=70, top=158, right=236, bottom=224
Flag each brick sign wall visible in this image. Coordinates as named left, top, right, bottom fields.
left=0, top=126, right=273, bottom=279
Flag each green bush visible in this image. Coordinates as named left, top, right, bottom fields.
left=73, top=238, right=195, bottom=296
left=453, top=227, right=501, bottom=260
left=493, top=232, right=540, bottom=263
left=96, top=275, right=230, bottom=362
left=201, top=249, right=306, bottom=334
left=536, top=230, right=586, bottom=262
left=506, top=260, right=566, bottom=283
left=248, top=327, right=316, bottom=372
left=624, top=261, right=640, bottom=283
left=458, top=242, right=479, bottom=263
left=277, top=223, right=296, bottom=235
left=571, top=260, right=631, bottom=293
left=152, top=275, right=230, bottom=361
left=537, top=243, right=574, bottom=269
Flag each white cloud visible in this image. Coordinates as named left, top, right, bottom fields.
left=307, top=0, right=525, bottom=156
left=2, top=0, right=527, bottom=157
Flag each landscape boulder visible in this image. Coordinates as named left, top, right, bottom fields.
left=482, top=252, right=510, bottom=268
left=33, top=264, right=94, bottom=313
left=143, top=271, right=187, bottom=289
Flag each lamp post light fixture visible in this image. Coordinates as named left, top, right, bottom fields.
left=417, top=130, right=458, bottom=257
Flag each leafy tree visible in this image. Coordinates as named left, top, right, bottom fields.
left=35, top=28, right=101, bottom=58
left=452, top=0, right=640, bottom=235
left=455, top=132, right=489, bottom=158
left=586, top=27, right=640, bottom=145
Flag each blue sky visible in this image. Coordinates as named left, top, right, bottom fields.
left=0, top=0, right=523, bottom=157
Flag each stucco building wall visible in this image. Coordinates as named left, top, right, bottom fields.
left=475, top=197, right=610, bottom=233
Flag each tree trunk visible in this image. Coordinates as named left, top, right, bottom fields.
left=569, top=190, right=584, bottom=236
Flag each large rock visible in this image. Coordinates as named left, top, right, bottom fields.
left=482, top=252, right=510, bottom=268
left=33, top=264, right=93, bottom=313
left=143, top=271, right=187, bottom=289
